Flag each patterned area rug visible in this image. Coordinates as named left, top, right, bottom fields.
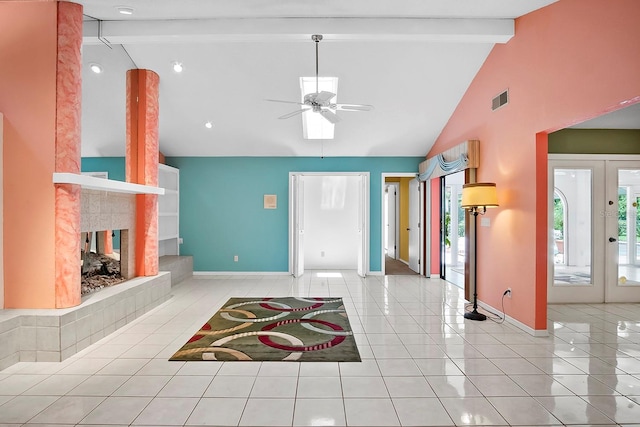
left=170, top=297, right=361, bottom=362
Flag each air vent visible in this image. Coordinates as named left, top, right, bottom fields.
left=492, top=89, right=509, bottom=111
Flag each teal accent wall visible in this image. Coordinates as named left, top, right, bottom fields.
left=165, top=157, right=423, bottom=273
left=81, top=157, right=126, bottom=181
left=81, top=157, right=126, bottom=249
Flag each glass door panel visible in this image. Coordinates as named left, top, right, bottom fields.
left=606, top=163, right=640, bottom=301
left=548, top=161, right=605, bottom=303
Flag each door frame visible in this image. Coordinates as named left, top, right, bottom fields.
left=289, top=172, right=370, bottom=277
left=548, top=154, right=640, bottom=303
left=380, top=173, right=427, bottom=276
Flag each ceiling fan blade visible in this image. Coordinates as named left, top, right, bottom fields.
left=334, top=103, right=374, bottom=111
left=278, top=108, right=311, bottom=119
left=266, top=99, right=305, bottom=106
left=313, top=91, right=336, bottom=104
left=319, top=108, right=341, bottom=124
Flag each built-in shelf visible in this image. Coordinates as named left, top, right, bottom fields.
left=53, top=173, right=165, bottom=195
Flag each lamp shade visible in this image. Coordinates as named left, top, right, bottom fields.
left=461, top=182, right=499, bottom=208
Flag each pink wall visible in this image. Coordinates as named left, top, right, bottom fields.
left=428, top=0, right=640, bottom=330
left=0, top=2, right=59, bottom=308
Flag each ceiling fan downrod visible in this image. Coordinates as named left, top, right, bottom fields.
left=312, top=34, right=323, bottom=94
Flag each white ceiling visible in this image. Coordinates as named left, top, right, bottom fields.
left=77, top=0, right=559, bottom=158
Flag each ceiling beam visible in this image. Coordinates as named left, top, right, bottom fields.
left=83, top=17, right=514, bottom=45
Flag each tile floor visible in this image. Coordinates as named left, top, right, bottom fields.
left=1, top=271, right=640, bottom=426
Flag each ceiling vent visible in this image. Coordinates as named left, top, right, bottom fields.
left=492, top=89, right=509, bottom=111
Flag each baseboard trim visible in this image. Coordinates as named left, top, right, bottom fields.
left=193, top=271, right=291, bottom=276
left=477, top=300, right=549, bottom=337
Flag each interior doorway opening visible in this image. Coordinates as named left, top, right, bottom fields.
left=289, top=172, right=369, bottom=277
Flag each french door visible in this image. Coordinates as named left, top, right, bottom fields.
left=548, top=157, right=640, bottom=303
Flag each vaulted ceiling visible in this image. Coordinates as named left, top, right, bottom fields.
left=78, top=0, right=559, bottom=158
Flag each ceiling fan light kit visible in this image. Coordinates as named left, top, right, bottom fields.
left=268, top=34, right=373, bottom=132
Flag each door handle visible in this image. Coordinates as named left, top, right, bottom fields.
left=609, top=237, right=617, bottom=242
left=406, top=228, right=410, bottom=231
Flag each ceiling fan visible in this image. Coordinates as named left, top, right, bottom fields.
left=267, top=34, right=374, bottom=125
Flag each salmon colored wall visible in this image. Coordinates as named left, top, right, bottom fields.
left=0, top=2, right=59, bottom=308
left=428, top=0, right=640, bottom=331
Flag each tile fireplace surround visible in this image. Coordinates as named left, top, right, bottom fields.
left=0, top=176, right=174, bottom=371
left=0, top=272, right=172, bottom=371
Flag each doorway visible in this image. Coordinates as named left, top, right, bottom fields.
left=548, top=156, right=640, bottom=303
left=289, top=172, right=369, bottom=277
left=381, top=174, right=423, bottom=275
left=441, top=171, right=466, bottom=288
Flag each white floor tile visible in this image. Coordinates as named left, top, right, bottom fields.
left=343, top=398, right=400, bottom=426
left=186, top=397, right=247, bottom=426
left=29, top=396, right=105, bottom=424
left=203, top=375, right=255, bottom=398
left=392, top=397, right=454, bottom=426
left=112, top=375, right=172, bottom=397
left=22, top=374, right=88, bottom=395
left=384, top=376, right=435, bottom=398
left=425, top=375, right=483, bottom=398
left=535, top=395, right=615, bottom=425
left=299, top=362, right=339, bottom=377
left=341, top=376, right=389, bottom=398
left=157, top=375, right=213, bottom=397
left=239, top=398, right=294, bottom=426
left=79, top=396, right=152, bottom=425
left=0, top=395, right=58, bottom=423
left=439, top=396, right=508, bottom=426
left=250, top=376, right=297, bottom=398
left=68, top=374, right=130, bottom=396
left=132, top=397, right=198, bottom=425
left=297, top=376, right=342, bottom=398
left=293, top=398, right=346, bottom=427
left=488, top=396, right=561, bottom=425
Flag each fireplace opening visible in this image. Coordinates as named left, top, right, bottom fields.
left=81, top=230, right=126, bottom=296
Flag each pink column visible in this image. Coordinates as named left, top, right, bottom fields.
left=126, top=69, right=159, bottom=276
left=54, top=1, right=83, bottom=308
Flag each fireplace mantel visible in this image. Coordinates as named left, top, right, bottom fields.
left=53, top=172, right=165, bottom=195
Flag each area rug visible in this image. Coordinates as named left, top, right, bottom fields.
left=170, top=297, right=361, bottom=362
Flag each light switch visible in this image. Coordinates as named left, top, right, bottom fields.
left=480, top=217, right=491, bottom=227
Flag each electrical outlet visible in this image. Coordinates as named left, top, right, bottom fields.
left=234, top=255, right=238, bottom=262
left=321, top=251, right=325, bottom=257
left=505, top=288, right=512, bottom=298
left=178, top=237, right=183, bottom=244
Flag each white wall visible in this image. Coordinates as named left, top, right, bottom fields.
left=0, top=113, right=3, bottom=308
left=303, top=175, right=359, bottom=269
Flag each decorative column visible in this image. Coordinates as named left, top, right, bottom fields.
left=54, top=1, right=83, bottom=308
left=126, top=69, right=159, bottom=276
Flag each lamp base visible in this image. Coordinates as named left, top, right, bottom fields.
left=464, top=309, right=487, bottom=321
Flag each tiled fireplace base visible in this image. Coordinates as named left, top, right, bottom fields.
left=0, top=272, right=171, bottom=371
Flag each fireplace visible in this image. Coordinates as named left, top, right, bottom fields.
left=80, top=189, right=136, bottom=297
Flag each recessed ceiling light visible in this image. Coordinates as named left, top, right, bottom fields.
left=172, top=61, right=184, bottom=73
left=204, top=121, right=213, bottom=129
left=116, top=6, right=134, bottom=15
left=89, top=63, right=103, bottom=74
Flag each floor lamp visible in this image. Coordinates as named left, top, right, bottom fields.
left=461, top=182, right=499, bottom=321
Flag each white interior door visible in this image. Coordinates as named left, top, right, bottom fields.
left=408, top=178, right=420, bottom=273
left=290, top=174, right=305, bottom=277
left=548, top=157, right=640, bottom=303
left=386, top=184, right=398, bottom=259
left=357, top=174, right=369, bottom=277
